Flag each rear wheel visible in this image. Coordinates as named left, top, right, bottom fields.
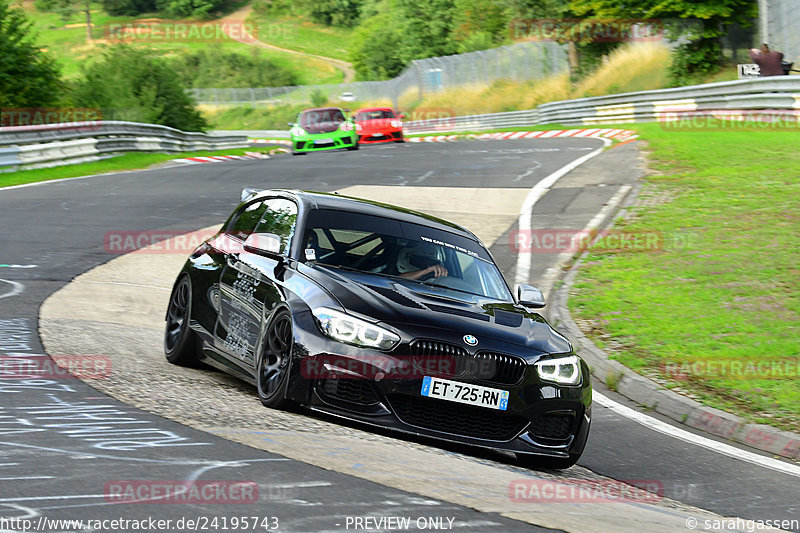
left=256, top=311, right=294, bottom=409
left=164, top=275, right=200, bottom=366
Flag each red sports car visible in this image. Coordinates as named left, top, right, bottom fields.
left=354, top=107, right=405, bottom=144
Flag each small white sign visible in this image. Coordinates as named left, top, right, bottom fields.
left=738, top=64, right=761, bottom=79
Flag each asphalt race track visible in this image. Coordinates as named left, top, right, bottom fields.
left=1, top=139, right=798, bottom=532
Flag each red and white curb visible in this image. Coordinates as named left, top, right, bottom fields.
left=248, top=139, right=292, bottom=145
left=408, top=128, right=637, bottom=143
left=171, top=153, right=270, bottom=165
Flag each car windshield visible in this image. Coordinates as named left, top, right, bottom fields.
left=299, top=109, right=345, bottom=126
left=302, top=209, right=512, bottom=301
left=355, top=110, right=394, bottom=121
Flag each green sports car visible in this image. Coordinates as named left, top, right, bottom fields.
left=289, top=107, right=359, bottom=155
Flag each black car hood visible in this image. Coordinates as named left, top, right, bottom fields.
left=300, top=264, right=572, bottom=355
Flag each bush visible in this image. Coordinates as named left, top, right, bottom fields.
left=0, top=0, right=62, bottom=108
left=350, top=11, right=406, bottom=80
left=72, top=46, right=207, bottom=131
left=169, top=48, right=299, bottom=89
left=101, top=0, right=156, bottom=16
left=154, top=0, right=225, bottom=18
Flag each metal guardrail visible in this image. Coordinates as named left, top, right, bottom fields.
left=0, top=121, right=247, bottom=171
left=402, top=76, right=800, bottom=133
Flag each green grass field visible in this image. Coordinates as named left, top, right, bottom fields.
left=27, top=5, right=343, bottom=84
left=570, top=122, right=800, bottom=432
left=245, top=13, right=352, bottom=61
left=0, top=146, right=282, bottom=188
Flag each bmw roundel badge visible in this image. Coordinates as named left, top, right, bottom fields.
left=463, top=334, right=478, bottom=346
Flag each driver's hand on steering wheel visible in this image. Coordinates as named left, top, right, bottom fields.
left=398, top=263, right=448, bottom=280
left=425, top=264, right=448, bottom=279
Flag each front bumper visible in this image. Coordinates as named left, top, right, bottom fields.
left=357, top=129, right=404, bottom=144
left=286, top=311, right=592, bottom=458
left=292, top=131, right=357, bottom=152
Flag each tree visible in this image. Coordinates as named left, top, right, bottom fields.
left=72, top=46, right=207, bottom=131
left=450, top=0, right=511, bottom=53
left=101, top=0, right=156, bottom=16
left=396, top=0, right=457, bottom=61
left=350, top=9, right=406, bottom=79
left=0, top=0, right=62, bottom=108
left=304, top=0, right=363, bottom=27
left=568, top=0, right=757, bottom=82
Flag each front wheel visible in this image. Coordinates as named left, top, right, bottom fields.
left=347, top=137, right=359, bottom=150
left=164, top=275, right=200, bottom=366
left=515, top=452, right=581, bottom=471
left=256, top=311, right=294, bottom=409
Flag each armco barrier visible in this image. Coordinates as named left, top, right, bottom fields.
left=403, top=75, right=800, bottom=133
left=0, top=121, right=247, bottom=171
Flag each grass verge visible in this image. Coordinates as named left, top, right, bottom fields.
left=0, top=146, right=281, bottom=188
left=570, top=122, right=800, bottom=432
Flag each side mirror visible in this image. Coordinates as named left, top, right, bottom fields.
left=516, top=284, right=546, bottom=308
left=243, top=233, right=282, bottom=257
left=240, top=187, right=263, bottom=203
left=397, top=114, right=405, bottom=119
left=288, top=122, right=294, bottom=127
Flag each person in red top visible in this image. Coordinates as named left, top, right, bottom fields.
left=749, top=43, right=785, bottom=76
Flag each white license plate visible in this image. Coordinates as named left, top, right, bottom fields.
left=372, top=133, right=384, bottom=138
left=314, top=138, right=333, bottom=144
left=421, top=376, right=508, bottom=411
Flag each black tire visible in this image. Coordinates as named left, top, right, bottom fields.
left=256, top=310, right=294, bottom=409
left=394, top=137, right=405, bottom=143
left=515, top=452, right=581, bottom=471
left=292, top=150, right=306, bottom=156
left=347, top=138, right=359, bottom=150
left=164, top=275, right=200, bottom=366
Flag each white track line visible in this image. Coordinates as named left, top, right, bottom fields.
left=514, top=137, right=611, bottom=285
left=595, top=393, right=800, bottom=478
left=0, top=279, right=24, bottom=300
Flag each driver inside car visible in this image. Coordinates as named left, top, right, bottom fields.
left=396, top=241, right=448, bottom=280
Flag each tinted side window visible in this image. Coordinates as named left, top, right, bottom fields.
left=254, top=199, right=298, bottom=254
left=227, top=200, right=269, bottom=241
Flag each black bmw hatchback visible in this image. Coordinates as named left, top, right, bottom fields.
left=165, top=189, right=591, bottom=469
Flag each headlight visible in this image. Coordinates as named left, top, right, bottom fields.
left=312, top=307, right=399, bottom=350
left=535, top=355, right=581, bottom=385
left=339, top=122, right=353, bottom=132
left=390, top=120, right=402, bottom=128
left=292, top=127, right=306, bottom=136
